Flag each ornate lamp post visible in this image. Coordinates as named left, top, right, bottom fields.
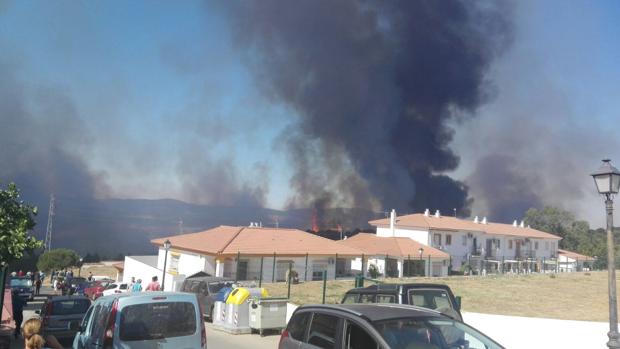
left=161, top=239, right=171, bottom=291
left=592, top=159, right=620, bottom=349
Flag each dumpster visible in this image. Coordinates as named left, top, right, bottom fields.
left=248, top=298, right=288, bottom=336
left=212, top=302, right=251, bottom=334
left=226, top=287, right=268, bottom=304
left=212, top=301, right=226, bottom=326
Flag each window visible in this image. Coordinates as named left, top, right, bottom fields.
left=345, top=321, right=378, bottom=349
left=462, top=236, right=467, bottom=246
left=433, top=234, right=442, bottom=246
left=80, top=305, right=94, bottom=335
left=342, top=294, right=359, bottom=304
left=446, top=234, right=452, bottom=246
left=376, top=294, right=396, bottom=303
left=308, top=313, right=339, bottom=349
left=508, top=240, right=513, bottom=250
left=360, top=294, right=375, bottom=303
left=90, top=304, right=110, bottom=345
left=408, top=289, right=453, bottom=311
left=119, top=302, right=196, bottom=341
left=287, top=312, right=311, bottom=341
left=535, top=242, right=539, bottom=250
left=51, top=299, right=91, bottom=315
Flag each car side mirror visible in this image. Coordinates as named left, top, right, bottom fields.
left=455, top=296, right=462, bottom=311
left=35, top=310, right=41, bottom=315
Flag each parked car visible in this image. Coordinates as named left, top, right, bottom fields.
left=9, top=277, right=34, bottom=302
left=71, top=292, right=206, bottom=349
left=180, top=276, right=233, bottom=320
left=69, top=277, right=87, bottom=293
left=341, top=283, right=463, bottom=321
left=84, top=280, right=113, bottom=300
left=102, top=283, right=129, bottom=297
left=280, top=303, right=504, bottom=349
left=36, top=295, right=91, bottom=340
left=74, top=281, right=97, bottom=296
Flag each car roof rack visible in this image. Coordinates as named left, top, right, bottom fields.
left=298, top=304, right=371, bottom=321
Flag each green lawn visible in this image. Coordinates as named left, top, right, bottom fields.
left=263, top=271, right=613, bottom=322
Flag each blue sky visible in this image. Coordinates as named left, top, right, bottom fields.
left=1, top=0, right=620, bottom=227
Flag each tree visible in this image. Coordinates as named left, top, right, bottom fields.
left=0, top=183, right=42, bottom=319
left=524, top=207, right=585, bottom=251
left=37, top=248, right=81, bottom=272
left=0, top=183, right=42, bottom=265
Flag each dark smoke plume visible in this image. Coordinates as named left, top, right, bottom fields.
left=221, top=0, right=512, bottom=215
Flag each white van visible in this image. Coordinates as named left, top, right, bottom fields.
left=72, top=292, right=206, bottom=349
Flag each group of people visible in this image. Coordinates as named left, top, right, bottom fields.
left=128, top=275, right=161, bottom=292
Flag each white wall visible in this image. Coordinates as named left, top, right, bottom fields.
left=123, top=256, right=161, bottom=288
left=376, top=226, right=430, bottom=245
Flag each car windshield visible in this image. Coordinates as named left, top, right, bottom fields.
left=408, top=289, right=453, bottom=310
left=10, top=278, right=32, bottom=287
left=119, top=301, right=196, bottom=341
left=374, top=317, right=502, bottom=349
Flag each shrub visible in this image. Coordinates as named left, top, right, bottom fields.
left=368, top=263, right=380, bottom=278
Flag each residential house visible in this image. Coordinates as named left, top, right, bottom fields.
left=338, top=233, right=450, bottom=277
left=370, top=209, right=562, bottom=274
left=558, top=249, right=595, bottom=272
left=124, top=225, right=364, bottom=291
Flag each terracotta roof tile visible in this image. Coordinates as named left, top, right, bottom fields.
left=369, top=213, right=561, bottom=240
left=558, top=249, right=594, bottom=261
left=338, top=233, right=449, bottom=259
left=152, top=225, right=363, bottom=257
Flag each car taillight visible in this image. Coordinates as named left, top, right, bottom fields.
left=278, top=329, right=289, bottom=348
left=103, top=299, right=118, bottom=349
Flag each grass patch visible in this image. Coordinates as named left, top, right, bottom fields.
left=264, top=271, right=614, bottom=322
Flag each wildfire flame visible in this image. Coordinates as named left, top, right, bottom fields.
left=311, top=209, right=319, bottom=233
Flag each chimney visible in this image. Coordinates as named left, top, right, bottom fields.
left=424, top=208, right=430, bottom=217
left=519, top=220, right=525, bottom=228
left=434, top=210, right=440, bottom=218
left=473, top=216, right=479, bottom=224
left=513, top=220, right=518, bottom=227
left=482, top=217, right=487, bottom=224
left=389, top=209, right=396, bottom=237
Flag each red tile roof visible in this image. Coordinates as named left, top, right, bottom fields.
left=152, top=225, right=364, bottom=257
left=558, top=249, right=594, bottom=261
left=338, top=233, right=449, bottom=259
left=369, top=213, right=561, bottom=240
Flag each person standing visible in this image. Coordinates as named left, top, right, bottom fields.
left=128, top=277, right=135, bottom=292
left=131, top=279, right=142, bottom=292
left=87, top=272, right=93, bottom=282
left=34, top=274, right=42, bottom=296
left=12, top=289, right=25, bottom=338
left=145, top=276, right=160, bottom=291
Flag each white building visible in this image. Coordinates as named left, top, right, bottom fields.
left=558, top=249, right=595, bottom=272
left=123, top=225, right=364, bottom=291
left=370, top=209, right=562, bottom=274
left=338, top=233, right=450, bottom=277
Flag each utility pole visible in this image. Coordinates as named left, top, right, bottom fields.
left=44, top=194, right=55, bottom=252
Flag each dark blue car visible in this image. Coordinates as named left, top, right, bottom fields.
left=9, top=277, right=34, bottom=302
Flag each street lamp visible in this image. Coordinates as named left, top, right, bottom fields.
left=78, top=257, right=84, bottom=277
left=592, top=159, right=620, bottom=349
left=162, top=239, right=171, bottom=291
left=418, top=248, right=424, bottom=276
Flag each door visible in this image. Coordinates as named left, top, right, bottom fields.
left=73, top=305, right=94, bottom=349
left=236, top=260, right=248, bottom=281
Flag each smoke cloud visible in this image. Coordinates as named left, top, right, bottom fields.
left=220, top=0, right=512, bottom=215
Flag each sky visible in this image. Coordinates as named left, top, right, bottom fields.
left=1, top=0, right=619, bottom=228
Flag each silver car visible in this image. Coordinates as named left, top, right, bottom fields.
left=37, top=295, right=91, bottom=340
left=279, top=304, right=504, bottom=349
left=72, top=291, right=206, bottom=349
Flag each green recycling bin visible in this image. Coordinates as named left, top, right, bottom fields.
left=354, top=274, right=364, bottom=288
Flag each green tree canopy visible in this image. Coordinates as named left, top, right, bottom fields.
left=37, top=248, right=81, bottom=272
left=0, top=183, right=42, bottom=265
